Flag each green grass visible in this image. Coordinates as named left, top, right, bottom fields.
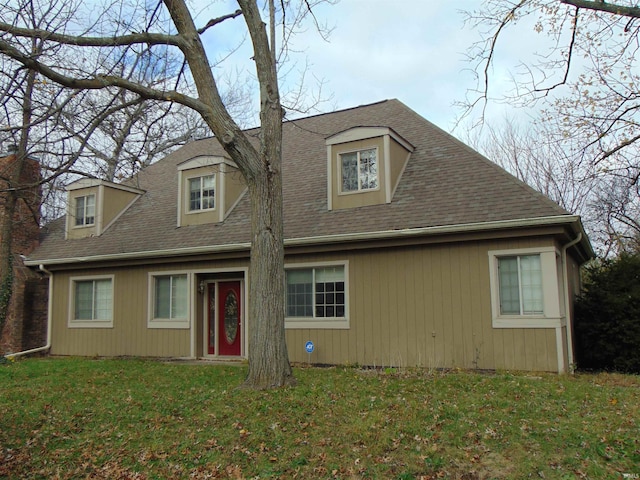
left=1, top=359, right=639, bottom=479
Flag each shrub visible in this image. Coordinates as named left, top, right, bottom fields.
left=574, top=253, right=640, bottom=373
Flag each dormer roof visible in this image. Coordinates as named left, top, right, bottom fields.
left=27, top=99, right=592, bottom=265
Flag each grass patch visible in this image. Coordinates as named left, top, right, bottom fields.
left=1, top=359, right=639, bottom=479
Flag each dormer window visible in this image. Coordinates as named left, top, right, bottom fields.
left=65, top=179, right=144, bottom=240
left=340, top=148, right=378, bottom=193
left=326, top=127, right=414, bottom=211
left=177, top=156, right=247, bottom=227
left=75, top=194, right=95, bottom=226
left=189, top=174, right=216, bottom=211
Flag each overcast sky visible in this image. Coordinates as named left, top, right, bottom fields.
left=285, top=0, right=481, bottom=132
left=194, top=0, right=550, bottom=136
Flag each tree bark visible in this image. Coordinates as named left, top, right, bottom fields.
left=164, top=0, right=294, bottom=388
left=244, top=174, right=295, bottom=388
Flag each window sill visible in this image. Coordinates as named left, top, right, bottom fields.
left=285, top=318, right=349, bottom=329
left=337, top=187, right=380, bottom=196
left=148, top=319, right=190, bottom=329
left=68, top=321, right=113, bottom=329
left=492, top=316, right=562, bottom=329
left=185, top=208, right=216, bottom=215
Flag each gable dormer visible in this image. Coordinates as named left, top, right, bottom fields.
left=65, top=179, right=144, bottom=239
left=326, top=126, right=413, bottom=211
left=177, top=155, right=247, bottom=227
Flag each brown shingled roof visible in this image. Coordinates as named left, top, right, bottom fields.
left=28, top=99, right=571, bottom=264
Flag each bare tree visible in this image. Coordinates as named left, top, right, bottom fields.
left=467, top=118, right=593, bottom=212
left=3, top=0, right=253, bottom=348
left=0, top=0, right=329, bottom=388
left=464, top=117, right=640, bottom=255
left=0, top=0, right=76, bottom=340
left=461, top=0, right=640, bottom=255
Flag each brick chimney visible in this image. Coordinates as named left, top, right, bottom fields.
left=0, top=144, right=42, bottom=256
left=0, top=145, right=46, bottom=355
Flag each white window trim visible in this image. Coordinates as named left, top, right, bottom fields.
left=488, top=247, right=562, bottom=328
left=337, top=147, right=381, bottom=195
left=148, top=271, right=191, bottom=329
left=73, top=193, right=96, bottom=228
left=68, top=275, right=114, bottom=328
left=186, top=174, right=216, bottom=214
left=284, top=260, right=349, bottom=329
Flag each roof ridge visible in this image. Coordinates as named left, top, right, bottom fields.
left=282, top=99, right=393, bottom=125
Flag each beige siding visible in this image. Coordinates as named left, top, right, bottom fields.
left=388, top=138, right=410, bottom=195
left=285, top=237, right=561, bottom=372
left=50, top=258, right=248, bottom=358
left=49, top=236, right=568, bottom=372
left=223, top=166, right=247, bottom=218
left=102, top=186, right=139, bottom=228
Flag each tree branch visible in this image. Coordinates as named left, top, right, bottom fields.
left=197, top=9, right=243, bottom=35
left=0, top=38, right=208, bottom=114
left=533, top=6, right=579, bottom=94
left=560, top=0, right=640, bottom=19
left=0, top=21, right=184, bottom=48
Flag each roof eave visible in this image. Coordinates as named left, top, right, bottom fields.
left=25, top=214, right=594, bottom=267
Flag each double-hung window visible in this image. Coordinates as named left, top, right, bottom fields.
left=498, top=255, right=543, bottom=315
left=189, top=175, right=215, bottom=211
left=69, top=276, right=113, bottom=328
left=488, top=248, right=562, bottom=328
left=285, top=263, right=349, bottom=328
left=340, top=148, right=378, bottom=192
left=75, top=194, right=95, bottom=226
left=149, top=273, right=189, bottom=328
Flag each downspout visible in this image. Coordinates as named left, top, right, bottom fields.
left=561, top=233, right=582, bottom=374
left=4, top=264, right=53, bottom=360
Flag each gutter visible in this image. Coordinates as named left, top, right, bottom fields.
left=25, top=214, right=592, bottom=267
left=4, top=264, right=53, bottom=360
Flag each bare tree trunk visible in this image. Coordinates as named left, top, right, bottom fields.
left=245, top=173, right=295, bottom=388
left=165, top=0, right=294, bottom=388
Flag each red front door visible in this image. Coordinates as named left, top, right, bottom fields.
left=217, top=281, right=242, bottom=356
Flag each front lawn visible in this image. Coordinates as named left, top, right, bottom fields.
left=0, top=358, right=638, bottom=479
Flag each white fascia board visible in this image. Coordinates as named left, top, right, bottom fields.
left=178, top=155, right=235, bottom=171
left=26, top=215, right=590, bottom=267
left=25, top=242, right=252, bottom=266
left=67, top=178, right=144, bottom=195
left=326, top=126, right=414, bottom=152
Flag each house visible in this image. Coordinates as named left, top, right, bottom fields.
left=19, top=99, right=593, bottom=373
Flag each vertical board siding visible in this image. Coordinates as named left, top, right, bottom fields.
left=50, top=259, right=248, bottom=358
left=285, top=237, right=561, bottom=372
left=49, top=237, right=565, bottom=372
